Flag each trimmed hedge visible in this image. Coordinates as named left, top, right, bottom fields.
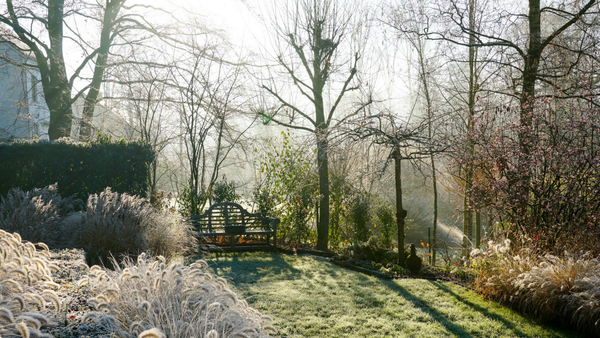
left=0, top=137, right=154, bottom=199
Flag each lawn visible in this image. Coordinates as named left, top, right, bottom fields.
left=203, top=252, right=579, bottom=338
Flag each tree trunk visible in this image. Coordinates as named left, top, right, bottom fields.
left=515, top=0, right=541, bottom=225
left=46, top=0, right=72, bottom=140
left=475, top=210, right=481, bottom=248
left=519, top=0, right=541, bottom=157
left=431, top=154, right=438, bottom=265
left=316, top=133, right=330, bottom=250
left=393, top=149, right=407, bottom=267
left=80, top=0, right=123, bottom=141
left=463, top=0, right=477, bottom=243
left=46, top=87, right=73, bottom=140
left=417, top=34, right=438, bottom=267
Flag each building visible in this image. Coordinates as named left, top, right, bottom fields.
left=0, top=37, right=50, bottom=141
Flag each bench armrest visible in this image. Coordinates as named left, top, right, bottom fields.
left=265, top=216, right=280, bottom=229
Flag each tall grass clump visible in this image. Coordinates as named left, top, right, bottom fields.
left=0, top=230, right=60, bottom=337
left=472, top=239, right=600, bottom=335
left=75, top=188, right=196, bottom=268
left=81, top=253, right=275, bottom=338
left=0, top=184, right=80, bottom=247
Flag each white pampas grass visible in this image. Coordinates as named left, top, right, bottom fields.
left=206, top=329, right=219, bottom=338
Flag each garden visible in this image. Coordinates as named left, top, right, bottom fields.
left=1, top=0, right=600, bottom=336
left=0, top=160, right=597, bottom=337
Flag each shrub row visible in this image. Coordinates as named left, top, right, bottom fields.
left=0, top=137, right=154, bottom=200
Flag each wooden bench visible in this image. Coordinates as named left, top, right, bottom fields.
left=191, top=202, right=279, bottom=248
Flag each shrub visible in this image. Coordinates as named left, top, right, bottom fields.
left=81, top=253, right=275, bottom=337
left=472, top=240, right=600, bottom=335
left=348, top=240, right=405, bottom=266
left=464, top=100, right=600, bottom=255
left=76, top=188, right=196, bottom=268
left=254, top=132, right=318, bottom=245
left=0, top=184, right=81, bottom=247
left=0, top=230, right=60, bottom=337
left=375, top=203, right=396, bottom=249
left=0, top=136, right=154, bottom=199
left=252, top=186, right=277, bottom=217
left=212, top=176, right=241, bottom=204
left=177, top=182, right=206, bottom=217
left=350, top=192, right=371, bottom=244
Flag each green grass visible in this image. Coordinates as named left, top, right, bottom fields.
left=203, top=252, right=580, bottom=338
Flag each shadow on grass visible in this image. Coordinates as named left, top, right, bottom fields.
left=206, top=252, right=303, bottom=284
left=430, top=281, right=528, bottom=336
left=338, top=276, right=469, bottom=337
left=429, top=281, right=578, bottom=337
left=384, top=279, right=521, bottom=337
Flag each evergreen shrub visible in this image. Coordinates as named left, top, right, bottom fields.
left=0, top=136, right=154, bottom=199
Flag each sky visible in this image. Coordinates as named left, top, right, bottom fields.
left=157, top=0, right=265, bottom=48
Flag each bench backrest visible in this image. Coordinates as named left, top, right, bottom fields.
left=191, top=202, right=272, bottom=232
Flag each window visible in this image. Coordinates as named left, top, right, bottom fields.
left=31, top=75, right=37, bottom=103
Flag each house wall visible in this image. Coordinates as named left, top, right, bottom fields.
left=0, top=39, right=50, bottom=141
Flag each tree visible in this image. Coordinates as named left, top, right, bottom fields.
left=0, top=0, right=161, bottom=140
left=426, top=0, right=600, bottom=245
left=384, top=0, right=448, bottom=264
left=350, top=112, right=437, bottom=266
left=423, top=0, right=599, bottom=217
left=175, top=31, right=253, bottom=216
left=260, top=0, right=370, bottom=250
left=113, top=53, right=179, bottom=196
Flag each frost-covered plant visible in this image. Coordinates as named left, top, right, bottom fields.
left=0, top=184, right=80, bottom=247
left=76, top=188, right=196, bottom=268
left=462, top=100, right=600, bottom=254
left=0, top=230, right=60, bottom=337
left=472, top=240, right=600, bottom=335
left=471, top=239, right=535, bottom=301
left=80, top=253, right=276, bottom=338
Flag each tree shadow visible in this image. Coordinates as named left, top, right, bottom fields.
left=380, top=278, right=576, bottom=337
left=205, top=252, right=302, bottom=284
left=429, top=281, right=578, bottom=337
left=380, top=279, right=474, bottom=337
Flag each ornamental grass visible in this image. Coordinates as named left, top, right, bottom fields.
left=472, top=239, right=600, bottom=335
left=81, top=253, right=275, bottom=338
left=0, top=230, right=59, bottom=338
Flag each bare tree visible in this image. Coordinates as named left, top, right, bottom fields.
left=112, top=53, right=179, bottom=196
left=420, top=1, right=600, bottom=205
left=175, top=31, right=254, bottom=215
left=349, top=112, right=439, bottom=266
left=0, top=0, right=165, bottom=140
left=260, top=0, right=371, bottom=250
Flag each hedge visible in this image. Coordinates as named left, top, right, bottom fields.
left=0, top=137, right=155, bottom=199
